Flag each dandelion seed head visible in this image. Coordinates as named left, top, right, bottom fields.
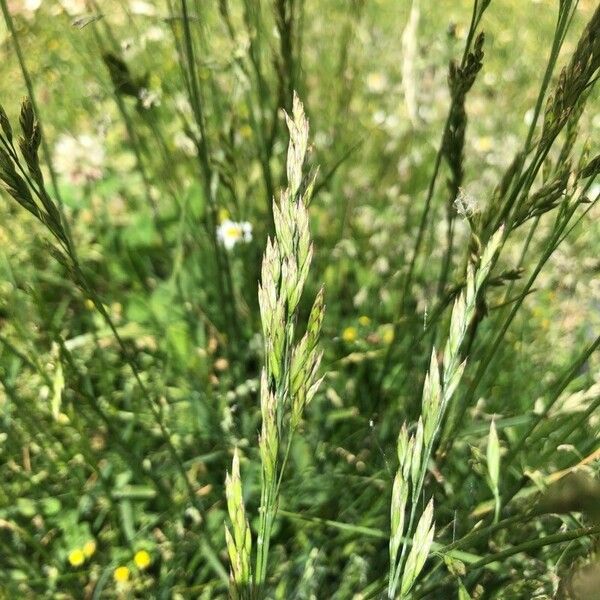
left=454, top=188, right=479, bottom=218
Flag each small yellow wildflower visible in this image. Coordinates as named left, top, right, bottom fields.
left=134, top=549, right=151, bottom=570
left=114, top=566, right=130, bottom=583
left=217, top=208, right=230, bottom=223
left=342, top=326, right=358, bottom=343
left=83, top=540, right=96, bottom=558
left=381, top=325, right=395, bottom=345
left=358, top=315, right=371, bottom=327
left=68, top=548, right=85, bottom=567
left=84, top=298, right=95, bottom=311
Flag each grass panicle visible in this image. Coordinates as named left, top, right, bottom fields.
left=225, top=93, right=324, bottom=598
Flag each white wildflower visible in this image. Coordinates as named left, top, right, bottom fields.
left=54, top=133, right=105, bottom=185
left=217, top=220, right=253, bottom=250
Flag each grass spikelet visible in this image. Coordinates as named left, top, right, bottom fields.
left=225, top=92, right=324, bottom=596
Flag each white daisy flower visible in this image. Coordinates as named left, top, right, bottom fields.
left=216, top=219, right=253, bottom=250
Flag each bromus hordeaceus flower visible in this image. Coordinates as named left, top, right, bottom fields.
left=225, top=93, right=324, bottom=599
left=387, top=226, right=503, bottom=599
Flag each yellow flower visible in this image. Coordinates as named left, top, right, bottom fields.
left=83, top=540, right=96, bottom=558
left=84, top=298, right=95, bottom=311
left=114, top=566, right=130, bottom=583
left=342, top=326, right=357, bottom=343
left=358, top=315, right=371, bottom=327
left=217, top=208, right=230, bottom=223
left=68, top=548, right=85, bottom=567
left=381, top=324, right=395, bottom=345
left=134, top=549, right=151, bottom=570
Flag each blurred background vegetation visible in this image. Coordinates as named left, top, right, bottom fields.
left=0, top=0, right=598, bottom=598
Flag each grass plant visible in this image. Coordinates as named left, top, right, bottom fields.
left=0, top=1, right=598, bottom=598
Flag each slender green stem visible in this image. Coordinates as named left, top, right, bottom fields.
left=505, top=333, right=600, bottom=467
left=533, top=392, right=600, bottom=467
left=469, top=523, right=600, bottom=571
left=522, top=1, right=576, bottom=157
left=85, top=10, right=167, bottom=248
left=379, top=0, right=485, bottom=388
left=178, top=0, right=240, bottom=341
left=415, top=522, right=600, bottom=598
left=443, top=176, right=597, bottom=453
left=80, top=273, right=197, bottom=500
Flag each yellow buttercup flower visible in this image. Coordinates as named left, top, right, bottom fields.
left=381, top=324, right=395, bottom=345
left=83, top=540, right=96, bottom=558
left=217, top=208, right=230, bottom=223
left=114, top=566, right=130, bottom=583
left=358, top=315, right=371, bottom=327
left=68, top=548, right=85, bottom=567
left=342, top=326, right=357, bottom=343
left=134, top=549, right=151, bottom=570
